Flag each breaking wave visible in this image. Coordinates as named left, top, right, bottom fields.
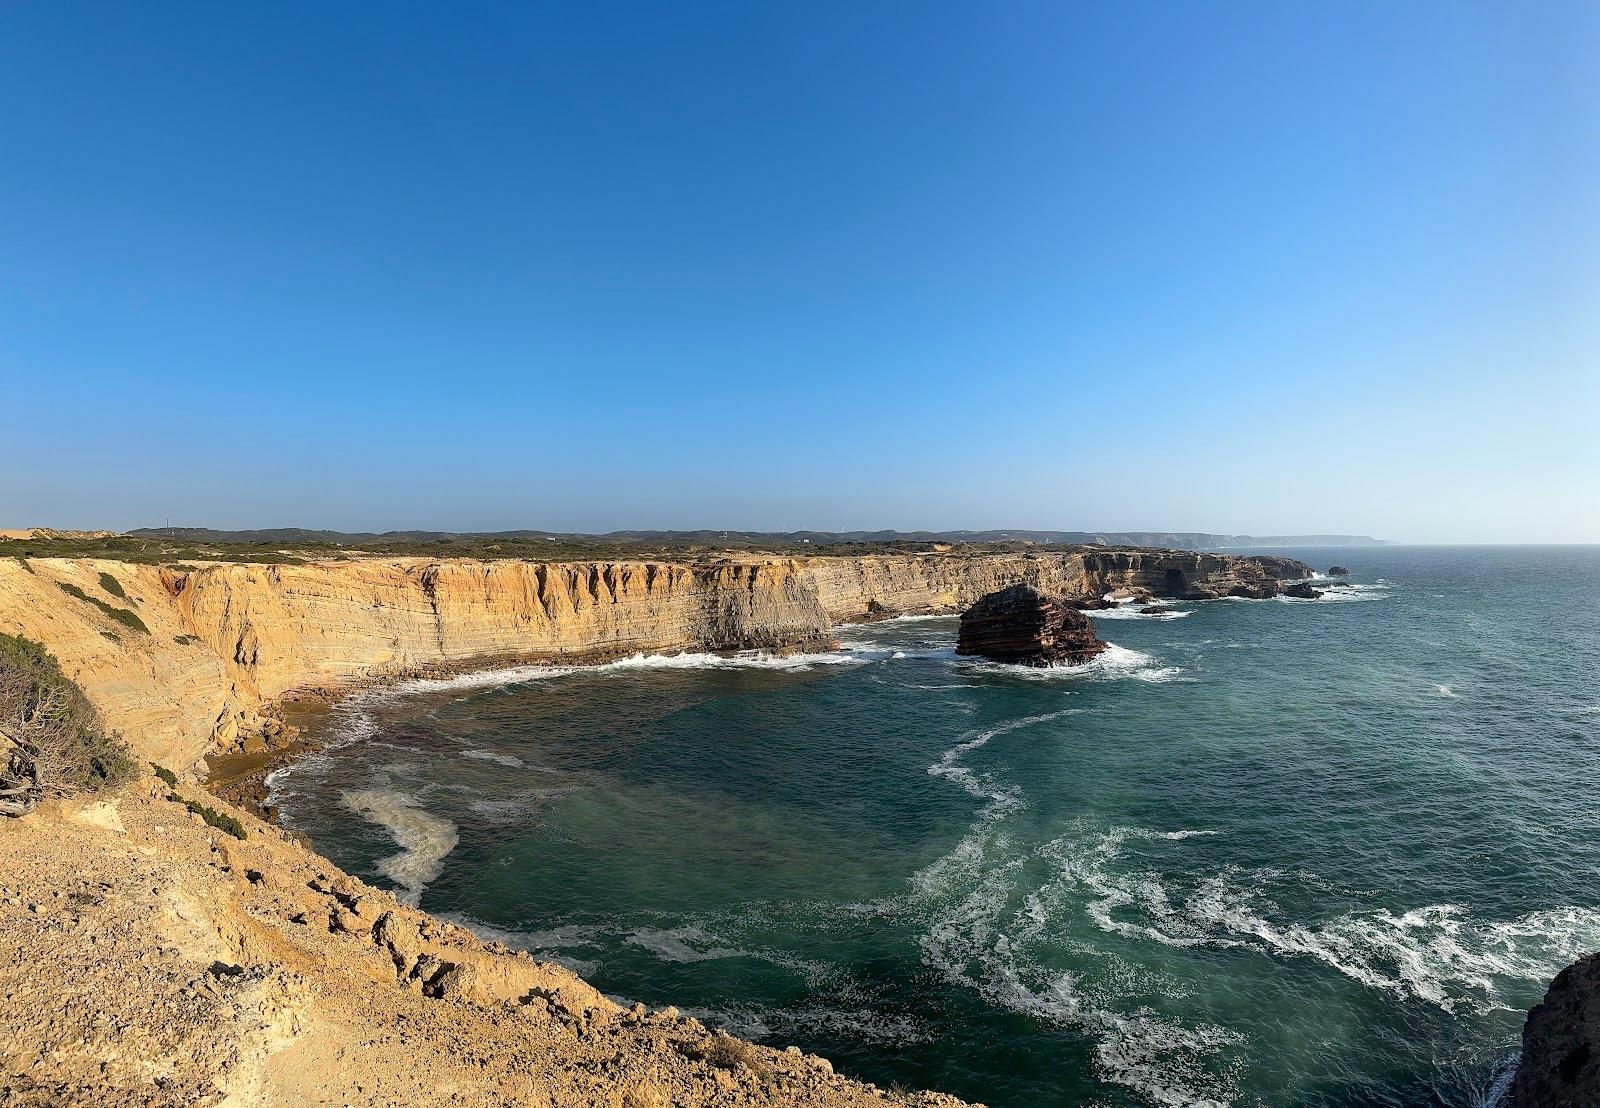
left=914, top=710, right=1242, bottom=1104
left=1088, top=605, right=1193, bottom=621
left=956, top=643, right=1183, bottom=684
left=461, top=747, right=525, bottom=767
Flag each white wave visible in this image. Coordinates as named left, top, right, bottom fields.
left=1177, top=893, right=1600, bottom=1014
left=627, top=924, right=746, bottom=963
left=1035, top=826, right=1600, bottom=1015
left=1434, top=684, right=1458, bottom=698
left=340, top=788, right=459, bottom=906
left=958, top=643, right=1182, bottom=684
left=364, top=649, right=868, bottom=701
left=465, top=789, right=571, bottom=823
left=1088, top=605, right=1193, bottom=621
left=913, top=815, right=1243, bottom=1105
left=927, top=710, right=1076, bottom=815
left=461, top=748, right=525, bottom=767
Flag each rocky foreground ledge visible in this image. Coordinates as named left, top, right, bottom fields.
left=0, top=781, right=976, bottom=1108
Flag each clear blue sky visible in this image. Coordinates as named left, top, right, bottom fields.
left=2, top=2, right=1595, bottom=542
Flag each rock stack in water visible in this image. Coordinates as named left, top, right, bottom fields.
left=956, top=584, right=1108, bottom=667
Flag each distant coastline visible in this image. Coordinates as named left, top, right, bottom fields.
left=125, top=525, right=1393, bottom=550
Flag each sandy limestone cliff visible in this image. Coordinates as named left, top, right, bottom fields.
left=0, top=549, right=1307, bottom=768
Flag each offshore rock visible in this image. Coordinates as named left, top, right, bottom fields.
left=1514, top=952, right=1600, bottom=1106
left=956, top=584, right=1108, bottom=667
left=1327, top=566, right=1351, bottom=576
left=1282, top=582, right=1324, bottom=599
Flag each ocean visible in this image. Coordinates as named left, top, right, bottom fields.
left=266, top=546, right=1600, bottom=1107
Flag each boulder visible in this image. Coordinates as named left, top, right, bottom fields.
left=1282, top=582, right=1323, bottom=600
left=956, top=585, right=1108, bottom=667
left=1140, top=605, right=1173, bottom=616
left=1515, top=953, right=1600, bottom=1106
left=1227, top=583, right=1280, bottom=600
left=1326, top=566, right=1351, bottom=577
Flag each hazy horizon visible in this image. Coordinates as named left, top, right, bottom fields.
left=3, top=3, right=1596, bottom=544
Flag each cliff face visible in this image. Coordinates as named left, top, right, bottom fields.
left=0, top=549, right=1308, bottom=768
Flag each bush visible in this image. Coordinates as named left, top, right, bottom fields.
left=0, top=633, right=135, bottom=815
left=56, top=581, right=149, bottom=634
left=151, top=763, right=178, bottom=787
left=170, top=794, right=246, bottom=840
left=695, top=1032, right=772, bottom=1080
left=97, top=571, right=127, bottom=599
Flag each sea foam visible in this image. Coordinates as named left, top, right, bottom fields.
left=341, top=787, right=459, bottom=906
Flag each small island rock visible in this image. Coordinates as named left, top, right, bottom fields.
left=1282, top=582, right=1324, bottom=599
left=1326, top=566, right=1351, bottom=576
left=956, top=584, right=1108, bottom=667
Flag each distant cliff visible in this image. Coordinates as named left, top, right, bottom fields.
left=0, top=548, right=1309, bottom=768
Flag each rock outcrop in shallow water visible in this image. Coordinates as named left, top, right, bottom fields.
left=1514, top=952, right=1600, bottom=1106
left=956, top=584, right=1108, bottom=667
left=1282, top=581, right=1324, bottom=599
left=0, top=547, right=1309, bottom=769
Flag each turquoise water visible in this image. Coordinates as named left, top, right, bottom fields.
left=270, top=547, right=1600, bottom=1107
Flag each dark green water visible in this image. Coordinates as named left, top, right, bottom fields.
left=270, top=547, right=1600, bottom=1107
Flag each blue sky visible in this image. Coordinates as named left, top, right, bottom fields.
left=2, top=2, right=1595, bottom=542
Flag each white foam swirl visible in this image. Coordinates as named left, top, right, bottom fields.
left=341, top=788, right=459, bottom=906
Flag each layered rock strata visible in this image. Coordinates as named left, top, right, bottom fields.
left=955, top=585, right=1107, bottom=667
left=0, top=548, right=1309, bottom=769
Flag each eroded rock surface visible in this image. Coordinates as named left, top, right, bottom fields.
left=1515, top=952, right=1600, bottom=1107
left=956, top=584, right=1107, bottom=667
